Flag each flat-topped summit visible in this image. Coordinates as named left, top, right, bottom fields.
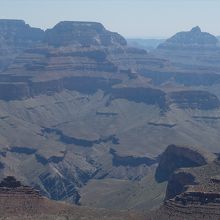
left=45, top=21, right=127, bottom=47
left=54, top=21, right=106, bottom=30
left=158, top=26, right=218, bottom=49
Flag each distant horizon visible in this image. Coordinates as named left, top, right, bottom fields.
left=1, top=0, right=220, bottom=38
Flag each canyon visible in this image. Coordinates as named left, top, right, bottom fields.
left=0, top=20, right=220, bottom=219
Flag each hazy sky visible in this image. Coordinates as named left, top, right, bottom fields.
left=0, top=0, right=220, bottom=38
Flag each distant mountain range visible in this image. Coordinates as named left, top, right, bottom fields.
left=126, top=38, right=165, bottom=51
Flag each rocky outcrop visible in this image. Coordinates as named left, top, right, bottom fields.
left=149, top=159, right=220, bottom=220
left=151, top=160, right=220, bottom=220
left=155, top=144, right=213, bottom=182
left=155, top=145, right=220, bottom=205
left=45, top=21, right=127, bottom=47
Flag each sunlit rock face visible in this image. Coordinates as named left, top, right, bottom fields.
left=45, top=21, right=127, bottom=47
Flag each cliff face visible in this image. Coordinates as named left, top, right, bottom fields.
left=169, top=90, right=220, bottom=110
left=155, top=144, right=213, bottom=182
left=150, top=146, right=220, bottom=220
left=165, top=171, right=197, bottom=200
left=156, top=161, right=220, bottom=220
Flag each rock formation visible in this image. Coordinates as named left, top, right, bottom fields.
left=158, top=26, right=218, bottom=49
left=155, top=144, right=214, bottom=182
left=148, top=145, right=220, bottom=220
left=45, top=21, right=127, bottom=47
left=154, top=26, right=220, bottom=72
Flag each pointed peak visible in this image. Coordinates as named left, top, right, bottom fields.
left=191, top=26, right=201, bottom=33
